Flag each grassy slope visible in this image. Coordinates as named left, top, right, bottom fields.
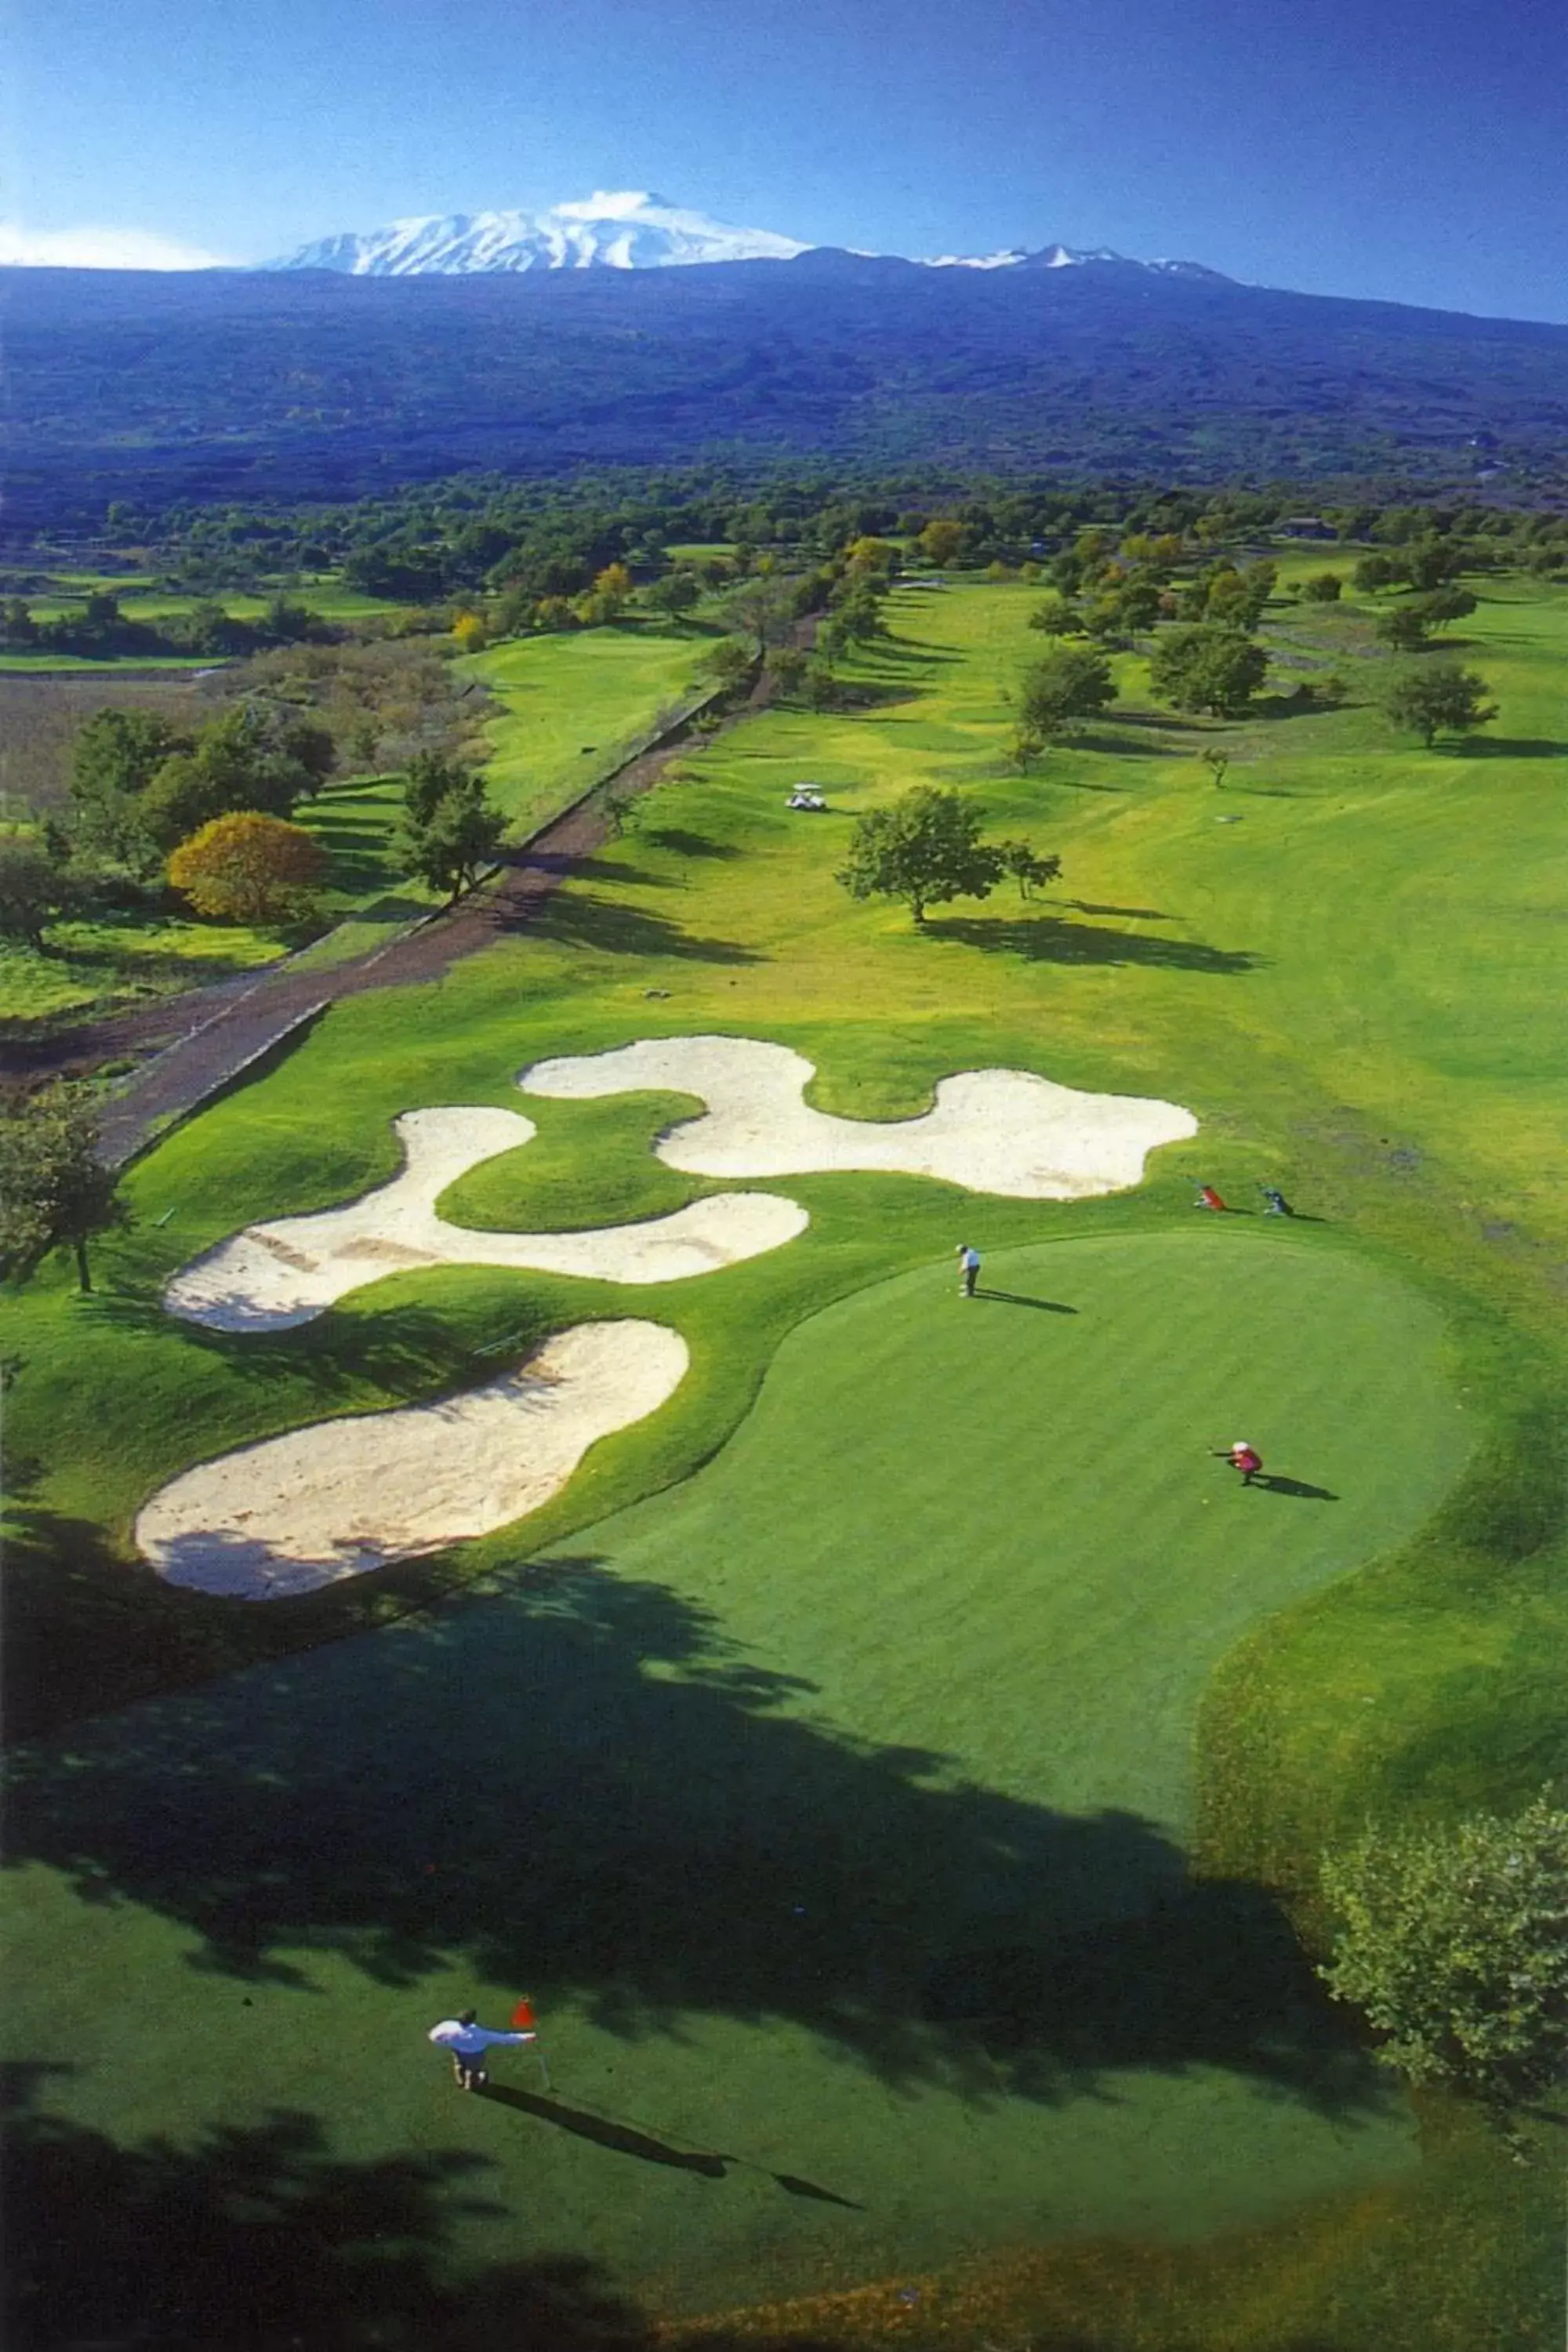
left=463, top=623, right=714, bottom=830
left=3, top=570, right=1566, bottom=2344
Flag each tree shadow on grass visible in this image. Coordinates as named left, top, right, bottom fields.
left=3, top=2077, right=866, bottom=2352
left=3, top=1559, right=1392, bottom=2128
left=524, top=890, right=762, bottom=964
left=1060, top=729, right=1174, bottom=758
left=926, top=914, right=1260, bottom=974
left=78, top=1286, right=496, bottom=1403
left=337, top=891, right=436, bottom=924
left=1455, top=735, right=1568, bottom=759
left=1064, top=898, right=1176, bottom=922
left=924, top=1878, right=1365, bottom=2114
left=642, top=826, right=742, bottom=860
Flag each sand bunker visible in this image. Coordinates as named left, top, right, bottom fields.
left=164, top=1105, right=808, bottom=1331
left=521, top=1036, right=1196, bottom=1200
left=136, top=1320, right=688, bottom=1599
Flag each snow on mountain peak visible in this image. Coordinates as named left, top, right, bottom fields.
left=264, top=196, right=1231, bottom=285
left=268, top=193, right=808, bottom=276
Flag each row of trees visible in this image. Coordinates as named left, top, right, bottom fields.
left=63, top=702, right=336, bottom=880
left=0, top=591, right=336, bottom=662
left=96, top=463, right=1568, bottom=605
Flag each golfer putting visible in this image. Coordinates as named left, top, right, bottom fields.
left=428, top=2004, right=547, bottom=2092
left=1212, top=1439, right=1263, bottom=1487
left=957, top=1243, right=982, bottom=1298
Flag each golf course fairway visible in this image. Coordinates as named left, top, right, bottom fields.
left=2, top=1229, right=1469, bottom=2317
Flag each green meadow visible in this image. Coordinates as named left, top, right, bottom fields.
left=3, top=569, right=1566, bottom=2347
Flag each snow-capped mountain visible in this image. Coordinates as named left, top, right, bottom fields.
left=924, top=242, right=1229, bottom=280
left=267, top=191, right=808, bottom=275
left=266, top=194, right=1230, bottom=282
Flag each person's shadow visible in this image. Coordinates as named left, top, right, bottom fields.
left=477, top=2084, right=866, bottom=2206
left=477, top=2083, right=728, bottom=2174
left=1254, top=1475, right=1338, bottom=1501
left=975, top=1290, right=1077, bottom=1313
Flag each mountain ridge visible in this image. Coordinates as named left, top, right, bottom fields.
left=263, top=188, right=1230, bottom=281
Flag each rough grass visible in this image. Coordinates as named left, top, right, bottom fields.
left=4, top=567, right=1568, bottom=2346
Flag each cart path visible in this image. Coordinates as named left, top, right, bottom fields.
left=8, top=656, right=786, bottom=1169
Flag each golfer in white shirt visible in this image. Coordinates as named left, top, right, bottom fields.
left=428, top=2008, right=535, bottom=2091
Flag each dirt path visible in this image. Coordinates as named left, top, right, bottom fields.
left=11, top=656, right=786, bottom=1168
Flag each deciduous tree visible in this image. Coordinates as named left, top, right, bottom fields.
left=705, top=636, right=757, bottom=691
left=1027, top=590, right=1078, bottom=637
left=1300, top=572, right=1344, bottom=603
left=1375, top=605, right=1432, bottom=652
left=1149, top=626, right=1268, bottom=717
left=0, top=1080, right=129, bottom=1293
left=168, top=812, right=325, bottom=924
left=997, top=840, right=1062, bottom=901
left=1417, top=585, right=1478, bottom=633
left=0, top=835, right=81, bottom=949
left=1381, top=661, right=1497, bottom=747
left=398, top=762, right=505, bottom=903
left=1017, top=646, right=1117, bottom=738
left=916, top=518, right=967, bottom=568
left=837, top=786, right=1011, bottom=927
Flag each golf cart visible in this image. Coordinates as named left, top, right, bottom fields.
left=786, top=786, right=827, bottom=811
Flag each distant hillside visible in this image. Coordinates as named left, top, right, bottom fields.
left=5, top=252, right=1566, bottom=530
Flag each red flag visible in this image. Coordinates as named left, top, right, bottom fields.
left=511, top=1998, right=536, bottom=2031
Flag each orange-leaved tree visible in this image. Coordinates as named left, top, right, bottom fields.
left=167, top=811, right=325, bottom=924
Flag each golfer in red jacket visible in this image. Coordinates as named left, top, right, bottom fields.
left=1217, top=1440, right=1262, bottom=1486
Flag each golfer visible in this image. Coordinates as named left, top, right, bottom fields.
left=428, top=2008, right=535, bottom=2092
left=1214, top=1440, right=1263, bottom=1487
left=956, top=1243, right=982, bottom=1298
left=1260, top=1185, right=1294, bottom=1217
left=1196, top=1185, right=1229, bottom=1213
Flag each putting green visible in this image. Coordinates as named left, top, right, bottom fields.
left=558, top=1227, right=1471, bottom=1864
left=2, top=1229, right=1469, bottom=2321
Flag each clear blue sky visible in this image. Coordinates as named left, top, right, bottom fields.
left=5, top=0, right=1566, bottom=318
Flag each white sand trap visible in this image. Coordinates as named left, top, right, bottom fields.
left=164, top=1105, right=808, bottom=1332
left=136, top=1320, right=688, bottom=1599
left=521, top=1036, right=1197, bottom=1200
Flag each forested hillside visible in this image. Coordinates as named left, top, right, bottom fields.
left=7, top=252, right=1568, bottom=532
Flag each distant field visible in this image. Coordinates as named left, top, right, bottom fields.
left=0, top=577, right=408, bottom=671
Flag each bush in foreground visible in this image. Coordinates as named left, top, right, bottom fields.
left=1319, top=1792, right=1568, bottom=2120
